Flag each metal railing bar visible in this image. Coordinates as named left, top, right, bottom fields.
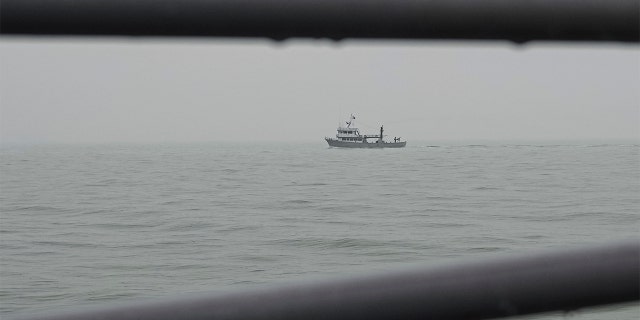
left=1, top=0, right=639, bottom=43
left=10, top=240, right=639, bottom=320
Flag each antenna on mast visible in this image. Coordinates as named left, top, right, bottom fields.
left=346, top=114, right=355, bottom=128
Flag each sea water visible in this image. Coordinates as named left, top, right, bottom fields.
left=1, top=142, right=638, bottom=318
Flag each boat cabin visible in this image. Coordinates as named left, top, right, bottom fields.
left=336, top=127, right=363, bottom=142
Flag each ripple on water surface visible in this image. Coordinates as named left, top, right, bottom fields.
left=1, top=143, right=638, bottom=317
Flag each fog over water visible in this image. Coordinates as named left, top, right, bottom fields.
left=0, top=38, right=638, bottom=318
left=0, top=39, right=638, bottom=144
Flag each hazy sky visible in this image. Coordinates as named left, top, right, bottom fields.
left=0, top=38, right=638, bottom=144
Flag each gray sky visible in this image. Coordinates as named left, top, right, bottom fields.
left=0, top=38, right=638, bottom=144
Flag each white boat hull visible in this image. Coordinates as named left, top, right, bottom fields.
left=325, top=138, right=406, bottom=148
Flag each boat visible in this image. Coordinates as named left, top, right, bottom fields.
left=325, top=114, right=406, bottom=148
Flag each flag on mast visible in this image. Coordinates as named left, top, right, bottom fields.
left=346, top=114, right=356, bottom=127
